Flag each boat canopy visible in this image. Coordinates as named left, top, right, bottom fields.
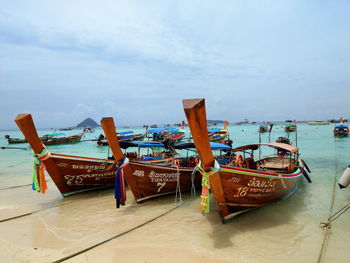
left=232, top=144, right=260, bottom=152
left=260, top=142, right=298, bottom=153
left=336, top=124, right=348, bottom=128
left=174, top=142, right=231, bottom=150
left=232, top=142, right=298, bottom=153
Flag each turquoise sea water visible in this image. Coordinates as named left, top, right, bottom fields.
left=0, top=123, right=349, bottom=262
left=1, top=124, right=350, bottom=204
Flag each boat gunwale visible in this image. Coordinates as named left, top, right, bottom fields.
left=219, top=165, right=302, bottom=179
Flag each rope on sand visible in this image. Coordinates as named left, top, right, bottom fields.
left=317, top=139, right=344, bottom=263
left=0, top=183, right=32, bottom=191
left=320, top=202, right=350, bottom=229
left=52, top=206, right=180, bottom=263
left=0, top=202, right=70, bottom=223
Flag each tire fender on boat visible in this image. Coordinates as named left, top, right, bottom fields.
left=301, top=159, right=311, bottom=173
left=339, top=166, right=350, bottom=189
left=300, top=166, right=312, bottom=183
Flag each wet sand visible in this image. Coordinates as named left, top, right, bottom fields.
left=1, top=178, right=350, bottom=263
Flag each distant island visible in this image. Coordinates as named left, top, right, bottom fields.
left=76, top=118, right=100, bottom=128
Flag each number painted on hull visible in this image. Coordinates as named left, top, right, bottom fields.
left=234, top=187, right=248, bottom=197
left=157, top=182, right=166, bottom=192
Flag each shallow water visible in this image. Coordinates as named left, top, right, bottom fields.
left=0, top=124, right=349, bottom=262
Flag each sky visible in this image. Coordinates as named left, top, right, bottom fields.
left=0, top=0, right=349, bottom=129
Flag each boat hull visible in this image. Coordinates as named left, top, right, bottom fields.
left=43, top=133, right=84, bottom=145
left=285, top=125, right=297, bottom=132
left=125, top=161, right=201, bottom=202
left=44, top=154, right=201, bottom=201
left=210, top=166, right=302, bottom=221
left=209, top=133, right=228, bottom=142
left=8, top=138, right=27, bottom=144
left=49, top=154, right=117, bottom=196
left=334, top=128, right=349, bottom=137
left=307, top=122, right=329, bottom=125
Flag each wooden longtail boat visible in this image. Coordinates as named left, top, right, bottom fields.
left=334, top=124, right=349, bottom=137
left=208, top=122, right=229, bottom=143
left=284, top=124, right=297, bottom=132
left=41, top=132, right=84, bottom=145
left=100, top=117, right=201, bottom=203
left=133, top=133, right=147, bottom=141
left=307, top=121, right=329, bottom=125
left=258, top=124, right=269, bottom=133
left=97, top=131, right=146, bottom=146
left=147, top=127, right=185, bottom=146
left=5, top=134, right=53, bottom=144
left=15, top=114, right=117, bottom=196
left=183, top=98, right=311, bottom=222
left=4, top=135, right=28, bottom=144
left=120, top=141, right=179, bottom=165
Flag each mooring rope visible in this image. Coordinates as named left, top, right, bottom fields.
left=317, top=139, right=342, bottom=263
left=52, top=206, right=180, bottom=263
left=320, top=202, right=350, bottom=229
left=0, top=202, right=71, bottom=223
left=174, top=165, right=182, bottom=205
left=174, top=165, right=199, bottom=207
left=0, top=183, right=32, bottom=191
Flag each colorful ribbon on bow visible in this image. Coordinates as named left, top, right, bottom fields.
left=196, top=160, right=220, bottom=215
left=32, top=147, right=51, bottom=194
left=115, top=157, right=129, bottom=208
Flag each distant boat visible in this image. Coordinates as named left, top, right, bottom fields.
left=59, top=127, right=75, bottom=131
left=4, top=135, right=28, bottom=144
left=5, top=134, right=58, bottom=144
left=41, top=132, right=84, bottom=145
left=208, top=121, right=229, bottom=142
left=97, top=130, right=146, bottom=146
left=82, top=127, right=95, bottom=133
left=285, top=123, right=297, bottom=132
left=334, top=123, right=349, bottom=137
left=258, top=123, right=269, bottom=133
left=147, top=127, right=185, bottom=147
left=307, top=121, right=329, bottom=125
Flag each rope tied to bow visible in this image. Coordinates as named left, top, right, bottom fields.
left=114, top=157, right=129, bottom=208
left=32, top=147, right=51, bottom=193
left=196, top=160, right=220, bottom=215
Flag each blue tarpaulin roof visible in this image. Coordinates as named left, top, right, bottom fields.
left=208, top=128, right=220, bottom=133
left=210, top=142, right=231, bottom=150
left=336, top=124, right=348, bottom=128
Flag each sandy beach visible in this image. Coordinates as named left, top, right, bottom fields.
left=1, top=175, right=349, bottom=263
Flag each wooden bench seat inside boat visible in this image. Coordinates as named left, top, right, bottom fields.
left=257, top=158, right=296, bottom=173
